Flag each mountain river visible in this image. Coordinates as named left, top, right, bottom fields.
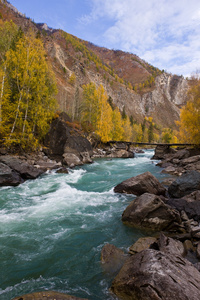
left=0, top=149, right=167, bottom=300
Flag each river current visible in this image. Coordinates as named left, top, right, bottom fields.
left=0, top=149, right=166, bottom=300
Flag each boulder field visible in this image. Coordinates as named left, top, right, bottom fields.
left=109, top=147, right=200, bottom=299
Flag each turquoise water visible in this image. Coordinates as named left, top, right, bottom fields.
left=0, top=150, right=166, bottom=300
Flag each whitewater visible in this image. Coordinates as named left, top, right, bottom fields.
left=0, top=150, right=166, bottom=299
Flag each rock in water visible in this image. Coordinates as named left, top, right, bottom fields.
left=114, top=171, right=166, bottom=196
left=11, top=291, right=88, bottom=300
left=0, top=162, right=23, bottom=186
left=122, top=193, right=182, bottom=232
left=101, top=244, right=127, bottom=275
left=168, top=170, right=200, bottom=198
left=111, top=249, right=200, bottom=300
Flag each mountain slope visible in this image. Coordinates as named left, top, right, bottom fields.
left=0, top=0, right=189, bottom=129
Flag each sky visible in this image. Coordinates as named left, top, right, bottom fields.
left=10, top=0, right=200, bottom=77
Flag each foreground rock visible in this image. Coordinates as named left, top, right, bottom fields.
left=168, top=170, right=200, bottom=198
left=12, top=291, right=88, bottom=300
left=114, top=171, right=166, bottom=196
left=122, top=193, right=182, bottom=232
left=44, top=112, right=93, bottom=167
left=111, top=248, right=200, bottom=300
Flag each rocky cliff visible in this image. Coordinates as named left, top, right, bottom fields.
left=0, top=1, right=189, bottom=129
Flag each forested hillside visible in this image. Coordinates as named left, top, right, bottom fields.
left=0, top=0, right=193, bottom=149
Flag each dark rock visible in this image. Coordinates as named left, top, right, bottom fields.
left=44, top=112, right=93, bottom=166
left=129, top=237, right=157, bottom=255
left=101, top=244, right=128, bottom=274
left=179, top=155, right=200, bottom=166
left=172, top=149, right=190, bottom=160
left=111, top=249, right=200, bottom=300
left=194, top=262, right=200, bottom=272
left=0, top=155, right=43, bottom=179
left=12, top=291, right=88, bottom=300
left=152, top=144, right=173, bottom=160
left=164, top=191, right=200, bottom=221
left=184, top=240, right=195, bottom=255
left=168, top=170, right=200, bottom=198
left=56, top=167, right=69, bottom=174
left=0, top=162, right=22, bottom=186
left=122, top=193, right=182, bottom=232
left=197, top=243, right=200, bottom=259
left=114, top=171, right=166, bottom=196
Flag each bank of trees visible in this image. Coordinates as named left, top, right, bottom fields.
left=178, top=76, right=200, bottom=144
left=0, top=21, right=57, bottom=150
left=80, top=82, right=176, bottom=143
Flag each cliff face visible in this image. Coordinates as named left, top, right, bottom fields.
left=0, top=1, right=189, bottom=129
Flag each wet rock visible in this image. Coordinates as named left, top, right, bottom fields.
left=56, top=167, right=69, bottom=174
left=168, top=170, right=200, bottom=198
left=129, top=237, right=157, bottom=255
left=12, top=291, right=88, bottom=300
left=114, top=171, right=166, bottom=196
left=111, top=248, right=200, bottom=300
left=0, top=155, right=43, bottom=179
left=63, top=153, right=83, bottom=168
left=101, top=244, right=128, bottom=274
left=0, top=162, right=22, bottom=186
left=122, top=193, right=182, bottom=232
left=165, top=191, right=200, bottom=221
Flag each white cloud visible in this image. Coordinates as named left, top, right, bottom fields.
left=80, top=0, right=200, bottom=76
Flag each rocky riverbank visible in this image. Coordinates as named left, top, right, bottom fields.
left=102, top=146, right=200, bottom=300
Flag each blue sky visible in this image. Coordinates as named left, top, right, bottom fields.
left=10, top=0, right=200, bottom=77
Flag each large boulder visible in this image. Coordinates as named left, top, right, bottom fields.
left=44, top=113, right=93, bottom=166
left=0, top=155, right=43, bottom=179
left=0, top=162, right=22, bottom=186
left=114, top=171, right=166, bottom=196
left=168, top=170, right=200, bottom=198
left=12, top=291, right=88, bottom=300
left=122, top=193, right=182, bottom=232
left=111, top=248, right=200, bottom=300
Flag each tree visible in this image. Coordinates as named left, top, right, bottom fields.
left=0, top=21, right=18, bottom=124
left=81, top=83, right=113, bottom=142
left=148, top=121, right=154, bottom=143
left=111, top=108, right=124, bottom=141
left=178, top=77, right=200, bottom=144
left=2, top=30, right=57, bottom=149
left=122, top=118, right=132, bottom=141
